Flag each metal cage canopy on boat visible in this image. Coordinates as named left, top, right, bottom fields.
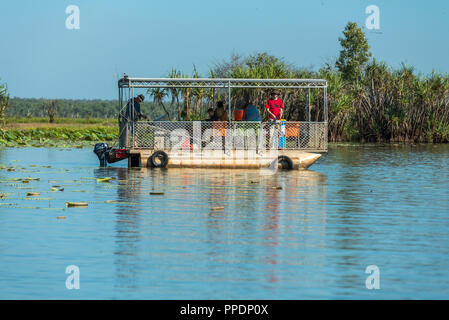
left=95, top=75, right=328, bottom=169
left=118, top=76, right=328, bottom=118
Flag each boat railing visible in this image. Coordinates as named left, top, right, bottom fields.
left=120, top=120, right=327, bottom=152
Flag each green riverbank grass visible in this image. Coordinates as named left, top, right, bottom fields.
left=0, top=125, right=118, bottom=148
left=7, top=117, right=115, bottom=126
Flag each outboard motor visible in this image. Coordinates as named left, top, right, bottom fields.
left=93, top=143, right=111, bottom=167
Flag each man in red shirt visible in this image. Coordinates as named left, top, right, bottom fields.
left=265, top=91, right=284, bottom=120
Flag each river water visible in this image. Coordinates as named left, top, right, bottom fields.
left=0, top=144, right=448, bottom=299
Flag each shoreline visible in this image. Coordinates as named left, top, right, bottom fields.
left=1, top=119, right=448, bottom=147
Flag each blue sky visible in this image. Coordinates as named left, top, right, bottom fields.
left=1, top=0, right=448, bottom=99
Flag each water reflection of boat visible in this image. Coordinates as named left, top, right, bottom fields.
left=94, top=166, right=328, bottom=294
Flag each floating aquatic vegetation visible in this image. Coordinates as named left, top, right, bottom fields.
left=38, top=207, right=66, bottom=211
left=26, top=192, right=40, bottom=196
left=0, top=202, right=18, bottom=206
left=5, top=183, right=26, bottom=187
left=0, top=127, right=118, bottom=147
left=9, top=177, right=40, bottom=183
left=60, top=180, right=81, bottom=183
left=24, top=197, right=54, bottom=201
left=0, top=204, right=42, bottom=209
left=104, top=200, right=140, bottom=205
left=66, top=202, right=88, bottom=207
left=96, top=177, right=115, bottom=183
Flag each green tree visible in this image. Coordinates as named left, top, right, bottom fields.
left=43, top=99, right=58, bottom=123
left=0, top=79, right=10, bottom=125
left=148, top=88, right=170, bottom=120
left=336, top=22, right=372, bottom=83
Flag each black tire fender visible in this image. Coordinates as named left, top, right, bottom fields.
left=278, top=155, right=294, bottom=170
left=150, top=150, right=169, bottom=168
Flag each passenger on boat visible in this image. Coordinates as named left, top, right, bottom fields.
left=214, top=101, right=228, bottom=121
left=243, top=100, right=262, bottom=121
left=206, top=108, right=216, bottom=121
left=126, top=94, right=148, bottom=121
left=265, top=91, right=284, bottom=121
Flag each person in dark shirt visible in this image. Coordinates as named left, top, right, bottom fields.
left=214, top=101, right=228, bottom=121
left=126, top=94, right=148, bottom=121
left=206, top=108, right=215, bottom=121
left=243, top=100, right=261, bottom=121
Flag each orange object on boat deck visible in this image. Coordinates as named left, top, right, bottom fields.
left=234, top=109, right=244, bottom=121
left=212, top=122, right=227, bottom=137
left=285, top=122, right=300, bottom=137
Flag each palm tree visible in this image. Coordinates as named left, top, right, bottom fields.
left=168, top=68, right=182, bottom=120
left=148, top=88, right=170, bottom=120
left=191, top=65, right=205, bottom=116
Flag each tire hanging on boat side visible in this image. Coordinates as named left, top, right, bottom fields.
left=150, top=150, right=169, bottom=168
left=277, top=155, right=294, bottom=170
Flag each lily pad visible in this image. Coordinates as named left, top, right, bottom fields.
left=66, top=202, right=88, bottom=207
left=96, top=177, right=115, bottom=183
left=26, top=192, right=41, bottom=196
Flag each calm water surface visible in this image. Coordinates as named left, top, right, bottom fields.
left=0, top=145, right=448, bottom=299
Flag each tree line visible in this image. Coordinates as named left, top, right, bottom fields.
left=159, top=22, right=449, bottom=143
left=2, top=22, right=449, bottom=142
left=5, top=97, right=176, bottom=121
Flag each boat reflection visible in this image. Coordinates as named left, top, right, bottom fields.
left=94, top=167, right=327, bottom=294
